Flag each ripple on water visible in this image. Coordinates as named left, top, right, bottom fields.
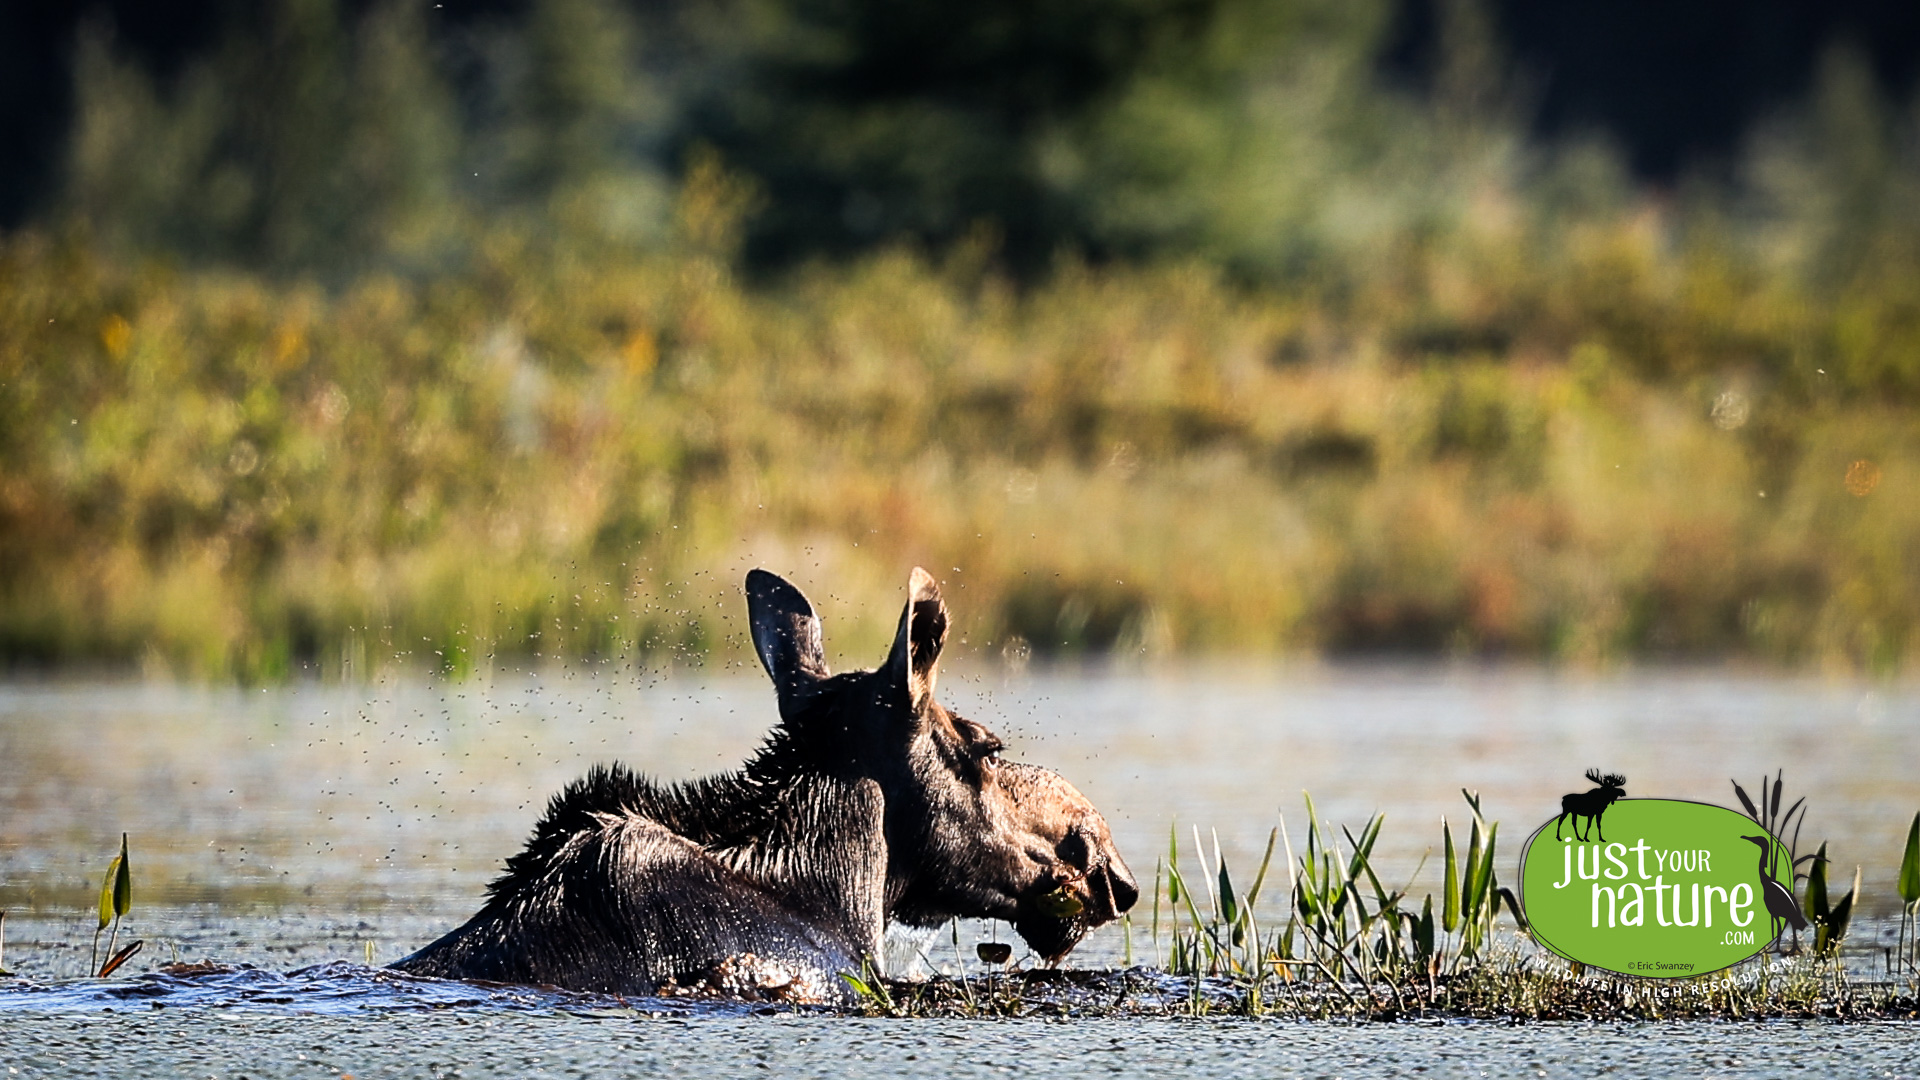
left=0, top=962, right=773, bottom=1017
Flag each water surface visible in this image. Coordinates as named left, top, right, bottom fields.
left=2, top=664, right=1917, bottom=983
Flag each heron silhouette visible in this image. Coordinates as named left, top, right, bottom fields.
left=1741, top=834, right=1808, bottom=942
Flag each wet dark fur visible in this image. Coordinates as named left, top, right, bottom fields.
left=392, top=568, right=1136, bottom=998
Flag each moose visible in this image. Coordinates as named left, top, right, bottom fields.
left=1554, top=769, right=1627, bottom=842
left=392, top=567, right=1138, bottom=1001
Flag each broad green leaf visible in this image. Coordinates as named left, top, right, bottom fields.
left=113, top=833, right=131, bottom=919
left=1469, top=823, right=1498, bottom=920
left=98, top=856, right=120, bottom=931
left=1898, top=810, right=1920, bottom=906
left=1441, top=819, right=1459, bottom=933
left=1805, top=842, right=1830, bottom=918
left=1217, top=855, right=1237, bottom=927
left=1413, top=894, right=1435, bottom=959
left=1035, top=886, right=1084, bottom=918
left=1461, top=820, right=1482, bottom=921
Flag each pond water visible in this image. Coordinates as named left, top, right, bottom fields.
left=1, top=664, right=1917, bottom=1071
left=4, top=1010, right=1916, bottom=1080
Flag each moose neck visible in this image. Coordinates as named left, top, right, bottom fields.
left=638, top=729, right=822, bottom=853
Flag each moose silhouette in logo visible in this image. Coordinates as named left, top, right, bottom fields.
left=1554, top=769, right=1627, bottom=842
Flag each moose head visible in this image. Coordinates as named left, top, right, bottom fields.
left=747, top=566, right=1139, bottom=960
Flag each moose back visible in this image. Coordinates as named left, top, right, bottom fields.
left=392, top=568, right=1138, bottom=1000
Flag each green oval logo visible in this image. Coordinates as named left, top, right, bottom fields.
left=1520, top=799, right=1797, bottom=977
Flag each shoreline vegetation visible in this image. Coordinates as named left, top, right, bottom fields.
left=3, top=202, right=1916, bottom=680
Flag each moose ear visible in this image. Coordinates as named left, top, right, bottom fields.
left=885, top=567, right=948, bottom=712
left=746, top=569, right=830, bottom=693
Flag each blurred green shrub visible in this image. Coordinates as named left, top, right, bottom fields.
left=2, top=211, right=1916, bottom=676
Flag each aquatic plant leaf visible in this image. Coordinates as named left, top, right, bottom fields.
left=1497, top=886, right=1528, bottom=931
left=113, top=833, right=131, bottom=918
left=1899, top=810, right=1920, bottom=906
left=840, top=961, right=894, bottom=1012
left=1805, top=842, right=1830, bottom=918
left=1217, top=855, right=1237, bottom=927
left=1244, top=827, right=1277, bottom=909
left=976, top=942, right=1012, bottom=965
left=1195, top=826, right=1218, bottom=919
left=1461, top=820, right=1483, bottom=920
left=97, top=856, right=120, bottom=931
left=1036, top=886, right=1084, bottom=918
left=1150, top=858, right=1162, bottom=941
left=1167, top=822, right=1181, bottom=904
left=1441, top=819, right=1459, bottom=933
left=1814, top=866, right=1859, bottom=958
left=98, top=939, right=143, bottom=978
left=1473, top=824, right=1499, bottom=918
left=1412, top=895, right=1435, bottom=960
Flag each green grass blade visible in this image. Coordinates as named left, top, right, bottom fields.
left=1195, top=826, right=1218, bottom=921
left=1442, top=819, right=1459, bottom=933
left=1151, top=857, right=1163, bottom=943
left=1245, top=827, right=1278, bottom=909
left=1167, top=856, right=1207, bottom=931
left=1276, top=809, right=1298, bottom=910
left=1168, top=821, right=1182, bottom=905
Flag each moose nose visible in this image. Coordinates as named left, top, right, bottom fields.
left=1105, top=863, right=1140, bottom=914
left=1064, top=822, right=1139, bottom=916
